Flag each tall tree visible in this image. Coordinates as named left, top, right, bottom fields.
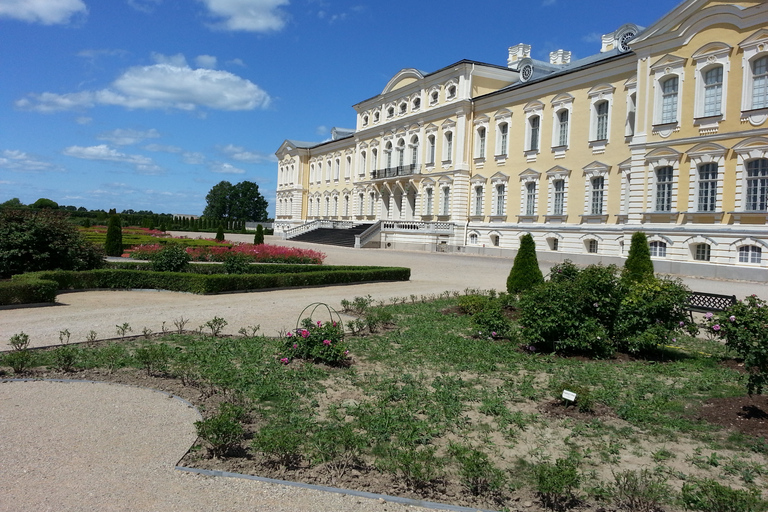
left=622, top=231, right=654, bottom=284
left=203, top=180, right=268, bottom=221
left=104, top=215, right=124, bottom=257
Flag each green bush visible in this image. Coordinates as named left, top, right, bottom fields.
left=254, top=224, right=265, bottom=245
left=507, top=233, right=544, bottom=294
left=104, top=215, right=124, bottom=257
left=0, top=209, right=104, bottom=278
left=0, top=277, right=57, bottom=306
left=533, top=457, right=580, bottom=511
left=622, top=231, right=654, bottom=285
left=215, top=223, right=225, bottom=242
left=610, top=468, right=671, bottom=512
left=194, top=403, right=245, bottom=458
left=286, top=318, right=348, bottom=365
left=449, top=444, right=506, bottom=496
left=222, top=252, right=251, bottom=274
left=681, top=478, right=767, bottom=512
left=150, top=243, right=190, bottom=273
left=5, top=332, right=32, bottom=374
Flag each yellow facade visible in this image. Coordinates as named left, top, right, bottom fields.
left=276, top=0, right=768, bottom=281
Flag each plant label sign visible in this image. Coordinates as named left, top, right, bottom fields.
left=562, top=390, right=577, bottom=402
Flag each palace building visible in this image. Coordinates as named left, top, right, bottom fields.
left=275, top=0, right=768, bottom=282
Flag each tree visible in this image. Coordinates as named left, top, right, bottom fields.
left=215, top=223, right=225, bottom=242
left=31, top=198, right=58, bottom=209
left=104, top=215, right=124, bottom=257
left=203, top=180, right=268, bottom=222
left=0, top=209, right=103, bottom=278
left=622, top=231, right=654, bottom=285
left=507, top=233, right=544, bottom=294
left=0, top=198, right=25, bottom=209
left=253, top=224, right=265, bottom=245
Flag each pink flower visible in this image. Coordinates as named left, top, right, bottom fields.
left=293, top=343, right=298, bottom=349
left=286, top=332, right=293, bottom=337
left=729, top=315, right=736, bottom=322
left=301, top=329, right=309, bottom=338
left=344, top=350, right=349, bottom=355
left=317, top=321, right=322, bottom=327
left=679, top=321, right=685, bottom=327
left=713, top=324, right=721, bottom=331
left=491, top=331, right=497, bottom=337
left=280, top=357, right=289, bottom=365
left=705, top=312, right=713, bottom=319
left=323, top=339, right=331, bottom=346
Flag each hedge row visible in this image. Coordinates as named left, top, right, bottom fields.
left=0, top=277, right=57, bottom=306
left=10, top=266, right=410, bottom=297
left=107, top=261, right=395, bottom=275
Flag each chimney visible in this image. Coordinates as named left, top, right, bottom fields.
left=508, top=43, right=531, bottom=69
left=549, top=49, right=571, bottom=65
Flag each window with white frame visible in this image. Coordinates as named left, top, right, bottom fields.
left=595, top=101, right=609, bottom=140
left=369, top=192, right=376, bottom=215
left=360, top=151, right=367, bottom=176
left=528, top=116, right=540, bottom=152
left=702, top=66, right=724, bottom=117
left=752, top=56, right=768, bottom=110
left=310, top=164, right=315, bottom=183
left=358, top=193, right=364, bottom=215
left=590, top=176, right=605, bottom=215
left=497, top=122, right=509, bottom=156
left=697, top=163, right=718, bottom=212
left=553, top=179, right=565, bottom=215
left=413, top=97, right=421, bottom=111
left=397, top=139, right=405, bottom=168
left=739, top=245, right=762, bottom=263
left=308, top=198, right=313, bottom=217
left=473, top=185, right=483, bottom=216
left=656, top=166, right=674, bottom=211
left=556, top=110, right=569, bottom=147
left=373, top=111, right=380, bottom=123
left=345, top=156, right=351, bottom=179
left=469, top=233, right=478, bottom=244
left=491, top=234, right=500, bottom=247
left=587, top=239, right=599, bottom=253
left=650, top=241, right=667, bottom=257
left=387, top=106, right=394, bottom=118
left=427, top=135, right=436, bottom=165
left=549, top=238, right=559, bottom=251
left=372, top=148, right=378, bottom=171
left=343, top=195, right=349, bottom=216
left=746, top=159, right=768, bottom=211
left=333, top=196, right=338, bottom=216
left=476, top=126, right=486, bottom=159
left=324, top=196, right=330, bottom=216
left=626, top=91, right=637, bottom=136
left=495, top=183, right=506, bottom=216
left=335, top=159, right=341, bottom=180
left=661, top=77, right=679, bottom=124
left=525, top=182, right=536, bottom=215
left=694, top=243, right=711, bottom=261
left=385, top=142, right=393, bottom=169
left=363, top=115, right=369, bottom=126
left=430, top=91, right=438, bottom=105
left=410, top=136, right=419, bottom=166
left=441, top=186, right=451, bottom=215
left=424, top=187, right=433, bottom=215
left=447, top=84, right=457, bottom=99
left=443, top=131, right=453, bottom=162
left=399, top=102, right=407, bottom=115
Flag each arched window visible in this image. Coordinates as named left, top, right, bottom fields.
left=739, top=245, right=762, bottom=263
left=397, top=139, right=405, bottom=168
left=385, top=142, right=393, bottom=169
left=746, top=159, right=768, bottom=211
left=469, top=233, right=478, bottom=244
left=427, top=135, right=436, bottom=165
left=650, top=241, right=667, bottom=257
left=413, top=97, right=421, bottom=110
left=694, top=243, right=711, bottom=261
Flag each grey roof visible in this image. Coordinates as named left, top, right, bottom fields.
left=286, top=139, right=321, bottom=149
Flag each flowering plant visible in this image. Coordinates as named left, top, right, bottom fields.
left=284, top=313, right=348, bottom=365
left=706, top=294, right=768, bottom=395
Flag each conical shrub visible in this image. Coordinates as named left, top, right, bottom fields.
left=104, top=215, right=123, bottom=257
left=507, top=233, right=544, bottom=294
left=622, top=231, right=654, bottom=284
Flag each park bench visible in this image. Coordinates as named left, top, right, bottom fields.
left=685, top=291, right=737, bottom=322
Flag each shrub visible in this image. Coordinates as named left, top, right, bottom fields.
left=150, top=243, right=190, bottom=272
left=472, top=303, right=513, bottom=339
left=449, top=444, right=506, bottom=496
left=222, top=252, right=251, bottom=274
left=622, top=231, right=654, bottom=285
left=5, top=332, right=33, bottom=374
left=286, top=317, right=348, bottom=365
left=610, top=468, right=671, bottom=512
left=708, top=295, right=768, bottom=395
left=507, top=233, right=544, bottom=294
left=215, top=223, right=225, bottom=242
left=194, top=403, right=245, bottom=458
left=533, top=457, right=580, bottom=511
left=681, top=478, right=767, bottom=512
left=104, top=215, right=124, bottom=257
left=133, top=342, right=173, bottom=376
left=0, top=277, right=57, bottom=306
left=0, top=209, right=104, bottom=278
left=254, top=224, right=265, bottom=245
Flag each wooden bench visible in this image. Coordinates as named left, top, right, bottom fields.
left=685, top=291, right=737, bottom=322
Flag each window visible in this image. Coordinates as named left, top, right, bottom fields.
left=697, top=163, right=718, bottom=212
left=372, top=148, right=378, bottom=171
left=324, top=196, right=330, bottom=216
left=703, top=66, right=723, bottom=117
left=358, top=193, right=364, bottom=216
left=444, top=132, right=453, bottom=162
left=427, top=135, right=436, bottom=165
left=369, top=192, right=376, bottom=215
left=739, top=245, right=762, bottom=263
left=334, top=159, right=340, bottom=180
left=656, top=166, right=673, bottom=212
left=752, top=56, right=768, bottom=110
left=746, top=159, right=768, bottom=211
left=626, top=92, right=637, bottom=136
left=650, top=241, right=667, bottom=257
left=397, top=139, right=405, bottom=168
left=441, top=187, right=450, bottom=215
left=474, top=185, right=483, bottom=216
left=476, top=127, right=486, bottom=159
left=498, top=122, right=508, bottom=156
left=587, top=239, right=598, bottom=253
left=387, top=107, right=394, bottom=118
left=345, top=156, right=351, bottom=179
left=595, top=101, right=609, bottom=140
left=590, top=176, right=605, bottom=215
left=363, top=115, right=369, bottom=126
left=556, top=110, right=569, bottom=147
left=413, top=97, right=421, bottom=110
left=385, top=142, right=393, bottom=169
left=373, top=112, right=380, bottom=123
left=410, top=136, right=419, bottom=166
left=430, top=91, right=438, bottom=105
left=694, top=243, right=711, bottom=261
left=491, top=234, right=500, bottom=247
left=469, top=233, right=478, bottom=244
left=333, top=196, right=338, bottom=216
left=447, top=85, right=456, bottom=99
left=360, top=151, right=367, bottom=176
left=550, top=238, right=559, bottom=251
left=529, top=116, right=540, bottom=151
left=399, top=103, right=407, bottom=114
left=525, top=182, right=536, bottom=215
left=424, top=188, right=433, bottom=215
left=495, top=184, right=506, bottom=216
left=307, top=198, right=313, bottom=217
left=660, top=76, right=679, bottom=124
left=343, top=195, right=349, bottom=217
left=553, top=179, right=565, bottom=215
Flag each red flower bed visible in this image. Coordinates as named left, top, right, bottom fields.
left=129, top=242, right=325, bottom=264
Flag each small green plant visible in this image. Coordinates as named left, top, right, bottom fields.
left=681, top=478, right=767, bottom=512
left=507, top=233, right=544, bottom=294
left=173, top=316, right=189, bottom=334
left=622, top=231, right=654, bottom=285
left=142, top=327, right=153, bottom=339
left=204, top=316, right=228, bottom=337
left=253, top=224, right=265, bottom=245
left=6, top=332, right=32, bottom=374
left=133, top=341, right=173, bottom=376
left=237, top=325, right=260, bottom=337
left=449, top=443, right=507, bottom=496
left=215, top=222, right=225, bottom=242
left=85, top=330, right=97, bottom=343
left=610, top=468, right=670, bottom=512
left=150, top=243, right=190, bottom=272
left=116, top=322, right=132, bottom=338
left=59, top=329, right=71, bottom=344
left=533, top=457, right=581, bottom=511
left=194, top=403, right=245, bottom=458
left=377, top=445, right=443, bottom=490
left=556, top=383, right=594, bottom=413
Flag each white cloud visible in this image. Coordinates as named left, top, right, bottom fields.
left=182, top=151, right=207, bottom=165
left=63, top=144, right=163, bottom=174
left=227, top=58, right=245, bottom=67
left=76, top=116, right=92, bottom=124
left=199, top=0, right=289, bottom=32
left=209, top=162, right=245, bottom=174
left=195, top=55, right=218, bottom=69
left=219, top=143, right=274, bottom=163
left=0, top=0, right=87, bottom=25
left=315, top=125, right=328, bottom=136
left=0, top=149, right=58, bottom=172
left=16, top=53, right=271, bottom=112
left=145, top=143, right=182, bottom=153
left=127, top=0, right=161, bottom=13
left=97, top=128, right=160, bottom=146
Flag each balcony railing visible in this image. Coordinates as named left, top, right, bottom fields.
left=381, top=220, right=454, bottom=234
left=371, top=164, right=421, bottom=180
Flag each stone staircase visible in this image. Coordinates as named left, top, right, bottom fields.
left=290, top=224, right=373, bottom=247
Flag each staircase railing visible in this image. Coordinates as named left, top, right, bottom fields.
left=284, top=220, right=356, bottom=240
left=355, top=220, right=382, bottom=248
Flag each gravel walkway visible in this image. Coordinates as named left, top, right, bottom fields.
left=0, top=236, right=764, bottom=511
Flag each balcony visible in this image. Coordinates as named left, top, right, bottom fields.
left=371, top=164, right=421, bottom=180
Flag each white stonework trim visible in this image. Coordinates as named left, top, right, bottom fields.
left=645, top=147, right=682, bottom=215
left=692, top=42, right=731, bottom=126
left=686, top=142, right=727, bottom=212
left=650, top=54, right=686, bottom=128
left=587, top=83, right=615, bottom=152
left=582, top=161, right=611, bottom=216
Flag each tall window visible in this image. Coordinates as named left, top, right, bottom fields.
left=397, top=139, right=405, bottom=168
left=345, top=156, right=351, bottom=179
left=694, top=243, right=711, bottom=261
left=425, top=188, right=433, bottom=215
left=474, top=186, right=483, bottom=216
left=385, top=142, right=393, bottom=169
left=427, top=135, right=436, bottom=164
left=334, top=159, right=340, bottom=180
left=477, top=127, right=486, bottom=158
left=410, top=137, right=419, bottom=166
left=358, top=193, right=364, bottom=215
left=746, top=159, right=768, bottom=211
left=752, top=56, right=768, bottom=110
left=498, top=123, right=508, bottom=156
left=703, top=66, right=723, bottom=116
left=739, top=245, right=762, bottom=263
left=590, top=176, right=605, bottom=215
left=441, top=187, right=450, bottom=215
left=372, top=149, right=378, bottom=171
left=343, top=195, right=349, bottom=216
left=553, top=179, right=565, bottom=215
left=333, top=196, right=338, bottom=216
left=495, top=184, right=505, bottom=216
left=661, top=76, right=679, bottom=123
left=557, top=110, right=569, bottom=147
left=369, top=192, right=375, bottom=215
left=697, top=163, right=718, bottom=212
left=650, top=241, right=667, bottom=257
left=308, top=198, right=313, bottom=217
left=529, top=116, right=540, bottom=151
left=655, top=166, right=673, bottom=212
left=444, top=132, right=453, bottom=162
left=360, top=151, right=367, bottom=176
left=596, top=101, right=609, bottom=140
left=525, top=182, right=536, bottom=215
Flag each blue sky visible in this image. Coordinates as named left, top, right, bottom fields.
left=0, top=0, right=679, bottom=217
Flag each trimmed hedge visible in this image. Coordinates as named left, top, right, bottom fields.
left=11, top=266, right=410, bottom=297
left=0, top=277, right=57, bottom=306
left=106, top=261, right=393, bottom=275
